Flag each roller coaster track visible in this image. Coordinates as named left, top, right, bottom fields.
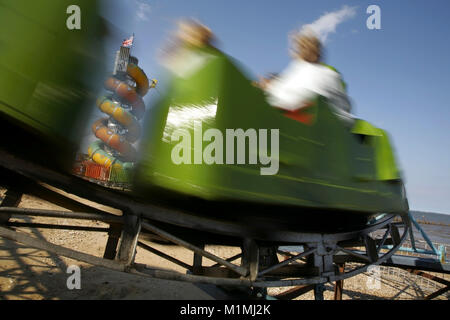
left=0, top=149, right=421, bottom=300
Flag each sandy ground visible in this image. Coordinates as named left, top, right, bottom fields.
left=0, top=188, right=448, bottom=300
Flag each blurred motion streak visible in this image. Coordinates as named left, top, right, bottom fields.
left=0, top=0, right=106, bottom=170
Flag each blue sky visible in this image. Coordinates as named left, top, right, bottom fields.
left=98, top=0, right=450, bottom=214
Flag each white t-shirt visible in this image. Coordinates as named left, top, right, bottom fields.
left=265, top=60, right=353, bottom=122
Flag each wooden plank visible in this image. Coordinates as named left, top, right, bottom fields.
left=7, top=222, right=108, bottom=232
left=193, top=243, right=205, bottom=275
left=273, top=284, right=315, bottom=300
left=390, top=224, right=401, bottom=246
left=406, top=269, right=450, bottom=286
left=141, top=221, right=248, bottom=277
left=0, top=189, right=22, bottom=224
left=27, top=182, right=113, bottom=215
left=242, top=238, right=259, bottom=281
left=138, top=241, right=193, bottom=271
left=103, top=223, right=122, bottom=260
left=334, top=263, right=345, bottom=300
left=365, top=235, right=379, bottom=262
left=0, top=225, right=126, bottom=271
left=116, top=213, right=141, bottom=265
left=424, top=286, right=449, bottom=300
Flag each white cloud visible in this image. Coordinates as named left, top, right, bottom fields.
left=300, top=5, right=357, bottom=42
left=135, top=1, right=151, bottom=22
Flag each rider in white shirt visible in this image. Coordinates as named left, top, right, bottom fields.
left=265, top=32, right=353, bottom=123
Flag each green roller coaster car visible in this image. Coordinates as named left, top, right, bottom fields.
left=0, top=0, right=105, bottom=170
left=135, top=46, right=409, bottom=217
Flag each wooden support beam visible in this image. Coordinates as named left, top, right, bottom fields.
left=273, top=284, right=315, bottom=300
left=0, top=225, right=126, bottom=271
left=365, top=236, right=379, bottom=263
left=116, top=213, right=141, bottom=266
left=141, top=221, right=248, bottom=277
left=424, top=286, right=449, bottom=300
left=405, top=269, right=450, bottom=286
left=390, top=224, right=401, bottom=246
left=405, top=268, right=450, bottom=300
left=138, top=241, right=193, bottom=272
left=27, top=182, right=112, bottom=215
left=241, top=238, right=259, bottom=281
left=103, top=223, right=122, bottom=260
left=314, top=283, right=325, bottom=300
left=0, top=189, right=22, bottom=224
left=334, top=263, right=345, bottom=300
left=193, top=244, right=205, bottom=275
left=7, top=222, right=108, bottom=232
left=2, top=207, right=123, bottom=224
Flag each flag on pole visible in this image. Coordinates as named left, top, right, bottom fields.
left=122, top=34, right=134, bottom=47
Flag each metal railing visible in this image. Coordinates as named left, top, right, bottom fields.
left=382, top=212, right=447, bottom=263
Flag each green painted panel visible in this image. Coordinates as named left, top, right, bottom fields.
left=135, top=46, right=408, bottom=214
left=0, top=0, right=105, bottom=152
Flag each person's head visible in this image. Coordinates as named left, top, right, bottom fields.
left=290, top=31, right=322, bottom=63
left=158, top=19, right=215, bottom=69
left=176, top=19, right=215, bottom=48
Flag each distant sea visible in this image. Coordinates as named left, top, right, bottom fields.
left=409, top=210, right=450, bottom=246
left=279, top=210, right=449, bottom=257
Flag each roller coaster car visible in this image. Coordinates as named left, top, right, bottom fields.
left=134, top=46, right=409, bottom=229
left=0, top=0, right=105, bottom=171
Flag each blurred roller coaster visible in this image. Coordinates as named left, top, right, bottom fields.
left=0, top=1, right=448, bottom=300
